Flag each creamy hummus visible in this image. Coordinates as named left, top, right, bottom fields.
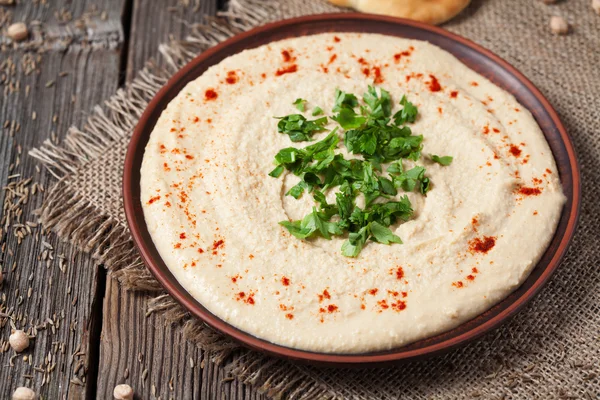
left=140, top=33, right=565, bottom=353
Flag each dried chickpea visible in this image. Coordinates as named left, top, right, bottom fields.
left=12, top=387, right=36, bottom=400
left=550, top=16, right=569, bottom=35
left=113, top=384, right=134, bottom=400
left=9, top=330, right=30, bottom=353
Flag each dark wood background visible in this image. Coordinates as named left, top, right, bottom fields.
left=0, top=0, right=266, bottom=398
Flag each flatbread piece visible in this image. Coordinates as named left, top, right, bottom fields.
left=328, top=0, right=471, bottom=25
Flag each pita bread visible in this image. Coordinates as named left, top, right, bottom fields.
left=328, top=0, right=471, bottom=25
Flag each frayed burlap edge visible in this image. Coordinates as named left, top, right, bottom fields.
left=29, top=1, right=340, bottom=399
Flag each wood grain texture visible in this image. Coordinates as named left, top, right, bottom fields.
left=0, top=0, right=125, bottom=398
left=124, top=0, right=215, bottom=83
left=95, top=0, right=266, bottom=398
left=97, top=278, right=263, bottom=400
left=0, top=0, right=123, bottom=51
left=0, top=36, right=123, bottom=400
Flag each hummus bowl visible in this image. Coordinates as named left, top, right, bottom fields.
left=124, top=14, right=580, bottom=366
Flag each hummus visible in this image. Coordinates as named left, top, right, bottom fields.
left=140, top=33, right=565, bottom=353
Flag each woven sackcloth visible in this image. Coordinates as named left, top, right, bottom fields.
left=30, top=0, right=599, bottom=398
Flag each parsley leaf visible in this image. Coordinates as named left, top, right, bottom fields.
left=393, top=95, right=418, bottom=125
left=274, top=147, right=304, bottom=167
left=268, top=165, right=284, bottom=178
left=313, top=190, right=338, bottom=218
left=271, top=131, right=340, bottom=198
left=276, top=114, right=328, bottom=142
left=363, top=86, right=392, bottom=119
left=371, top=196, right=413, bottom=225
left=333, top=107, right=366, bottom=130
left=280, top=207, right=342, bottom=240
left=387, top=160, right=403, bottom=175
left=420, top=176, right=431, bottom=195
left=286, top=181, right=309, bottom=199
left=391, top=165, right=427, bottom=192
left=370, top=221, right=402, bottom=245
left=378, top=176, right=397, bottom=196
left=293, top=98, right=306, bottom=112
left=332, top=89, right=359, bottom=112
left=432, top=155, right=453, bottom=166
left=335, top=182, right=354, bottom=228
left=341, top=225, right=369, bottom=257
left=312, top=106, right=323, bottom=116
left=332, top=89, right=366, bottom=129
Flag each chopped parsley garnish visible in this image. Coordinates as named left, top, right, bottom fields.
left=293, top=98, right=306, bottom=111
left=269, top=86, right=451, bottom=257
left=394, top=95, right=418, bottom=125
left=432, top=154, right=453, bottom=166
left=276, top=114, right=328, bottom=142
left=388, top=164, right=430, bottom=195
left=342, top=87, right=423, bottom=168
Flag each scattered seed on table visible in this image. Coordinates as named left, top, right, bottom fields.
left=7, top=22, right=28, bottom=41
left=74, top=360, right=83, bottom=375
left=12, top=387, right=36, bottom=400
left=70, top=377, right=84, bottom=386
left=550, top=16, right=569, bottom=35
left=113, top=384, right=134, bottom=400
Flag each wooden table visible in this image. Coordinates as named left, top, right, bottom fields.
left=0, top=1, right=266, bottom=398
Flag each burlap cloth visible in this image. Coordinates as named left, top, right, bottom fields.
left=30, top=0, right=599, bottom=398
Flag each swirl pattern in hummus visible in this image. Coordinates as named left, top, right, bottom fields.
left=140, top=33, right=565, bottom=353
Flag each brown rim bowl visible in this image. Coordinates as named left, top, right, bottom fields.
left=123, top=13, right=581, bottom=367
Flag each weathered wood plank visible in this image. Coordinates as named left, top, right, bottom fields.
left=0, top=47, right=123, bottom=399
left=96, top=0, right=267, bottom=398
left=97, top=278, right=205, bottom=399
left=98, top=281, right=266, bottom=400
left=0, top=0, right=125, bottom=398
left=0, top=0, right=123, bottom=51
left=124, top=0, right=214, bottom=83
